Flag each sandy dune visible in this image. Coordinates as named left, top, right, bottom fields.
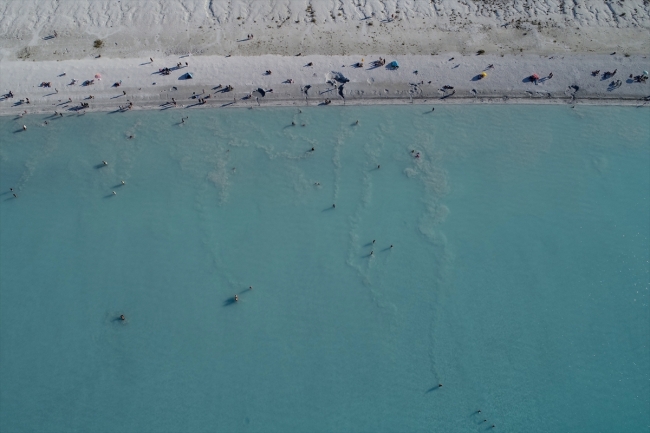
left=1, top=0, right=648, bottom=62
left=0, top=1, right=648, bottom=115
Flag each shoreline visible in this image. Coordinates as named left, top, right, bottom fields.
left=2, top=92, right=648, bottom=120
left=1, top=53, right=649, bottom=117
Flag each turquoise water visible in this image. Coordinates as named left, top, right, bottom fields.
left=0, top=105, right=648, bottom=433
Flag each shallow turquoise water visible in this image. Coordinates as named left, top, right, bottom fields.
left=0, top=105, right=648, bottom=433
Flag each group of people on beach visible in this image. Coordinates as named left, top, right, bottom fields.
left=6, top=51, right=648, bottom=119
left=630, top=73, right=648, bottom=83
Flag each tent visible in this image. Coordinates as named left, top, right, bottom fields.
left=184, top=72, right=194, bottom=79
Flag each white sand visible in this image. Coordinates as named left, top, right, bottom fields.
left=1, top=0, right=649, bottom=115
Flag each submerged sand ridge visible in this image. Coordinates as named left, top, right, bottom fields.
left=0, top=0, right=649, bottom=62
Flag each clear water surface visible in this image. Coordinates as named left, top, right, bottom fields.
left=1, top=105, right=648, bottom=433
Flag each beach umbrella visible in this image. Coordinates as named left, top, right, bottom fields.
left=644, top=71, right=649, bottom=76
left=94, top=73, right=101, bottom=79
left=389, top=61, right=399, bottom=68
left=185, top=72, right=194, bottom=79
left=480, top=72, right=487, bottom=79
left=531, top=73, right=540, bottom=80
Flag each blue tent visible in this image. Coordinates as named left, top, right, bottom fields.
left=389, top=61, right=399, bottom=69
left=185, top=72, right=194, bottom=79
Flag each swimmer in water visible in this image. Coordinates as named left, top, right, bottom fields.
left=13, top=193, right=17, bottom=198
left=438, top=384, right=442, bottom=387
left=372, top=240, right=376, bottom=244
left=234, top=295, right=239, bottom=302
left=22, top=125, right=26, bottom=131
left=112, top=191, right=117, bottom=195
left=311, top=147, right=315, bottom=152
left=120, top=314, right=125, bottom=321
left=121, top=180, right=125, bottom=185
left=332, top=204, right=336, bottom=208
left=370, top=251, right=374, bottom=255
left=390, top=244, right=393, bottom=248
left=377, top=165, right=380, bottom=169
left=249, top=286, right=253, bottom=290
left=102, top=160, right=108, bottom=166
left=292, top=121, right=295, bottom=125
left=355, top=120, right=359, bottom=125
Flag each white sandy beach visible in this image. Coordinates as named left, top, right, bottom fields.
left=0, top=0, right=649, bottom=115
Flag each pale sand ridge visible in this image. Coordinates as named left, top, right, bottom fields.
left=1, top=0, right=649, bottom=61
